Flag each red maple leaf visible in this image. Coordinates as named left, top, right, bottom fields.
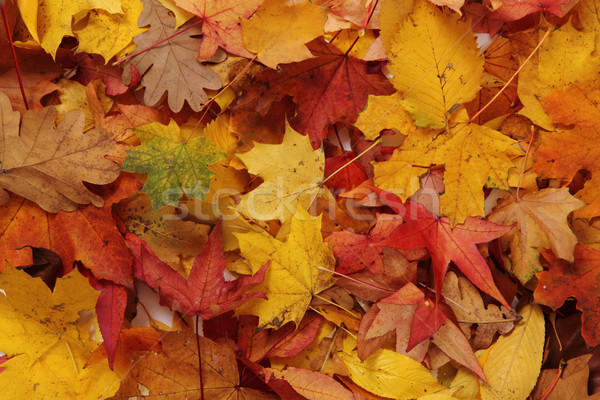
left=233, top=38, right=394, bottom=148
left=125, top=221, right=267, bottom=319
left=535, top=245, right=600, bottom=347
left=370, top=188, right=512, bottom=308
left=488, top=0, right=572, bottom=22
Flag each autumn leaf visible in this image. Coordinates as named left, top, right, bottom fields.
left=241, top=0, right=328, bottom=68
left=120, top=0, right=223, bottom=112
left=371, top=189, right=512, bottom=308
left=121, top=119, right=225, bottom=209
left=382, top=0, right=484, bottom=129
left=266, top=367, right=355, bottom=400
left=531, top=354, right=600, bottom=400
left=174, top=0, right=261, bottom=59
left=535, top=245, right=600, bottom=347
left=373, top=108, right=522, bottom=224
left=0, top=266, right=120, bottom=398
left=16, top=0, right=122, bottom=57
left=490, top=0, right=571, bottom=23
left=127, top=221, right=267, bottom=319
left=234, top=207, right=336, bottom=329
left=233, top=37, right=394, bottom=148
left=236, top=122, right=324, bottom=222
left=0, top=91, right=120, bottom=213
left=488, top=188, right=584, bottom=284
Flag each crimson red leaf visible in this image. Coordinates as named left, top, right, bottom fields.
left=95, top=283, right=128, bottom=369
left=126, top=221, right=267, bottom=319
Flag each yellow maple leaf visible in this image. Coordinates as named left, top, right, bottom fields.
left=74, top=0, right=146, bottom=62
left=236, top=122, right=324, bottom=222
left=241, top=0, right=327, bottom=69
left=234, top=208, right=336, bottom=330
left=383, top=0, right=484, bottom=130
left=16, top=0, right=122, bottom=58
left=0, top=266, right=120, bottom=398
left=374, top=109, right=522, bottom=224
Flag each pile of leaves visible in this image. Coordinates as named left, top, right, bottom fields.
left=1, top=0, right=600, bottom=398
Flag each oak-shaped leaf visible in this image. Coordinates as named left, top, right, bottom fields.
left=121, top=0, right=222, bottom=112
left=0, top=91, right=120, bottom=213
left=535, top=244, right=600, bottom=347
left=233, top=37, right=394, bottom=148
left=121, top=119, right=225, bottom=210
left=371, top=188, right=512, bottom=308
left=126, top=221, right=267, bottom=319
left=234, top=208, right=336, bottom=330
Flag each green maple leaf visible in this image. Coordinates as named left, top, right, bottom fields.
left=122, top=120, right=225, bottom=209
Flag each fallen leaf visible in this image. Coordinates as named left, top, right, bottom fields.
left=531, top=354, right=600, bottom=400
left=174, top=0, right=261, bottom=59
left=479, top=303, right=545, bottom=400
left=488, top=188, right=584, bottom=284
left=535, top=244, right=600, bottom=347
left=127, top=221, right=267, bottom=319
left=340, top=349, right=445, bottom=399
left=0, top=91, right=120, bottom=213
left=236, top=122, right=324, bottom=222
left=241, top=0, right=327, bottom=68
left=490, top=0, right=571, bottom=22
left=233, top=37, right=394, bottom=148
left=234, top=208, right=336, bottom=329
left=121, top=119, right=225, bottom=209
left=266, top=366, right=355, bottom=400
left=382, top=0, right=484, bottom=129
left=121, top=0, right=223, bottom=112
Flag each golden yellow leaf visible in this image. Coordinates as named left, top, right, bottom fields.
left=157, top=0, right=194, bottom=27
left=339, top=349, right=445, bottom=399
left=379, top=0, right=413, bottom=51
left=236, top=122, right=324, bottom=222
left=383, top=0, right=484, bottom=129
left=374, top=109, right=521, bottom=224
left=488, top=188, right=585, bottom=284
left=74, top=0, right=146, bottom=62
left=0, top=267, right=119, bottom=398
left=518, top=23, right=600, bottom=129
left=16, top=0, right=122, bottom=57
left=234, top=208, right=336, bottom=330
left=479, top=304, right=545, bottom=400
left=241, top=0, right=327, bottom=69
left=355, top=92, right=435, bottom=140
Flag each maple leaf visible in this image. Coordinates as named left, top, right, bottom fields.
left=16, top=0, right=122, bottom=57
left=488, top=188, right=584, bottom=284
left=324, top=152, right=369, bottom=192
left=531, top=354, right=600, bottom=400
left=535, top=245, right=600, bottom=347
left=489, top=0, right=572, bottom=22
left=0, top=173, right=140, bottom=287
left=371, top=188, right=512, bottom=308
left=373, top=108, right=522, bottom=224
left=241, top=0, right=328, bottom=68
left=121, top=119, right=225, bottom=210
left=0, top=91, right=120, bottom=213
left=382, top=0, right=484, bottom=130
left=236, top=122, right=324, bottom=222
left=326, top=230, right=385, bottom=274
left=121, top=0, right=222, bottom=112
left=126, top=221, right=267, bottom=319
left=233, top=37, right=394, bottom=148
left=73, top=0, right=146, bottom=62
left=0, top=266, right=120, bottom=398
left=234, top=208, right=336, bottom=330
left=113, top=329, right=277, bottom=399
left=174, top=0, right=261, bottom=59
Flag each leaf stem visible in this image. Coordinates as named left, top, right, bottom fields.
left=113, top=19, right=203, bottom=66
left=515, top=125, right=535, bottom=202
left=1, top=4, right=29, bottom=110
left=540, top=359, right=566, bottom=400
left=318, top=266, right=394, bottom=293
left=313, top=293, right=361, bottom=319
left=195, top=316, right=205, bottom=400
left=321, top=138, right=382, bottom=184
left=469, top=26, right=554, bottom=123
